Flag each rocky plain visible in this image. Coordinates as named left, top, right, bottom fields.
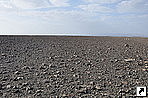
left=0, top=36, right=148, bottom=98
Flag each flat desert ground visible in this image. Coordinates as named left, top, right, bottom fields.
left=0, top=36, right=148, bottom=98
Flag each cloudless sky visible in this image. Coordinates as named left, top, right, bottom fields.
left=0, top=0, right=148, bottom=37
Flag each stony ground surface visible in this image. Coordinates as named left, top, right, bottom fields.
left=0, top=36, right=148, bottom=98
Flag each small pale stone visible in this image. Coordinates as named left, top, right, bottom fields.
left=22, top=83, right=28, bottom=86
left=17, top=77, right=23, bottom=80
left=142, top=69, right=148, bottom=71
left=90, top=81, right=95, bottom=85
left=1, top=53, right=6, bottom=56
left=124, top=58, right=135, bottom=62
left=14, top=77, right=24, bottom=81
left=54, top=75, right=58, bottom=77
left=14, top=71, right=20, bottom=74
left=36, top=90, right=44, bottom=93
left=124, top=44, right=129, bottom=47
left=144, top=61, right=148, bottom=64
left=62, top=94, right=67, bottom=97
left=95, top=85, right=102, bottom=90
left=6, top=85, right=11, bottom=89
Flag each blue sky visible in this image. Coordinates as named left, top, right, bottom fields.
left=0, top=0, right=148, bottom=37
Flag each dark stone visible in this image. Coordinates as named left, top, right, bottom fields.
left=0, top=84, right=2, bottom=90
left=0, top=92, right=3, bottom=96
left=13, top=89, right=21, bottom=93
left=124, top=44, right=129, bottom=47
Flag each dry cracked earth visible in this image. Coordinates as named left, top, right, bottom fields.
left=0, top=36, right=148, bottom=98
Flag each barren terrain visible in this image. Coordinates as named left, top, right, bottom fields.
left=0, top=36, right=148, bottom=97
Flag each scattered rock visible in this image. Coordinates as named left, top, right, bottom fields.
left=0, top=36, right=148, bottom=97
left=111, top=59, right=119, bottom=63
left=2, top=71, right=9, bottom=74
left=28, top=90, right=33, bottom=94
left=36, top=90, right=44, bottom=94
left=5, top=60, right=12, bottom=63
left=6, top=85, right=11, bottom=89
left=49, top=65, right=57, bottom=68
left=41, top=63, right=48, bottom=66
left=13, top=89, right=21, bottom=93
left=17, top=77, right=24, bottom=80
left=61, top=94, right=67, bottom=97
left=2, top=78, right=8, bottom=81
left=13, top=77, right=24, bottom=81
left=142, top=69, right=148, bottom=71
left=14, top=71, right=20, bottom=75
left=43, top=79, right=50, bottom=83
left=138, top=61, right=143, bottom=66
left=77, top=88, right=91, bottom=94
left=144, top=61, right=148, bottom=65
left=121, top=81, right=128, bottom=85
left=124, top=58, right=135, bottom=62
left=95, top=85, right=102, bottom=90
left=22, top=66, right=31, bottom=70
left=53, top=75, right=58, bottom=77
left=124, top=44, right=129, bottom=47
left=61, top=59, right=65, bottom=62
left=22, top=82, right=29, bottom=87
left=26, top=86, right=33, bottom=91
left=0, top=84, right=2, bottom=90
left=144, top=61, right=148, bottom=64
left=89, top=81, right=95, bottom=85
left=56, top=71, right=60, bottom=74
left=40, top=66, right=46, bottom=70
left=13, top=85, right=19, bottom=89
left=86, top=62, right=92, bottom=66
left=1, top=53, right=6, bottom=56
left=0, top=92, right=3, bottom=96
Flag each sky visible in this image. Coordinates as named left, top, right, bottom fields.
left=0, top=0, right=148, bottom=37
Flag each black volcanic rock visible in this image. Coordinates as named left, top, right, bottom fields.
left=0, top=36, right=148, bottom=97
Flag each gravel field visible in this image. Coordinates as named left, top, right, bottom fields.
left=0, top=36, right=148, bottom=98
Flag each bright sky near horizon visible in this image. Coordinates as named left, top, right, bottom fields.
left=0, top=0, right=148, bottom=37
